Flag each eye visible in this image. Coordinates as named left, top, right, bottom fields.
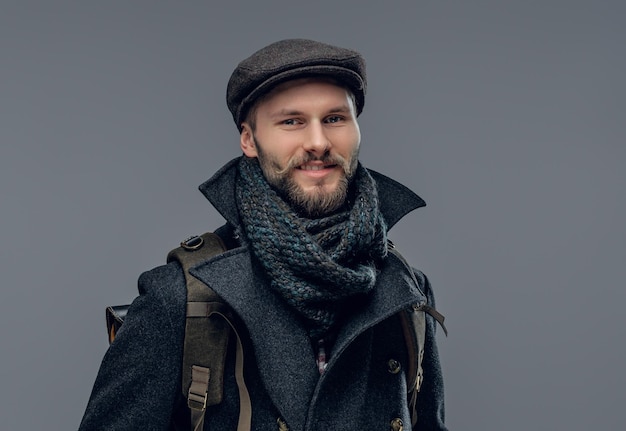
left=325, top=115, right=344, bottom=124
left=282, top=118, right=300, bottom=126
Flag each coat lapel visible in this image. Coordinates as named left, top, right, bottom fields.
left=189, top=246, right=426, bottom=429
left=190, top=247, right=318, bottom=431
left=323, top=251, right=426, bottom=375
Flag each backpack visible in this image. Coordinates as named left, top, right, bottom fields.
left=105, top=232, right=446, bottom=431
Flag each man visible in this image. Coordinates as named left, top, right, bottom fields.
left=79, top=39, right=447, bottom=430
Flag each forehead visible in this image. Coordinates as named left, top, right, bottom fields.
left=257, top=78, right=354, bottom=110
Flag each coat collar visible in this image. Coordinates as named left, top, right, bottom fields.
left=195, top=157, right=427, bottom=427
left=198, top=156, right=426, bottom=231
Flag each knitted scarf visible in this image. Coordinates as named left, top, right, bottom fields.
left=235, top=156, right=388, bottom=340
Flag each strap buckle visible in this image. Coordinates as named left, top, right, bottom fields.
left=181, top=235, right=204, bottom=251
left=187, top=365, right=210, bottom=410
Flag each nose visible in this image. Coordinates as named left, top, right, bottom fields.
left=302, top=121, right=330, bottom=155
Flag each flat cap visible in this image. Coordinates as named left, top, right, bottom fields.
left=227, top=38, right=366, bottom=130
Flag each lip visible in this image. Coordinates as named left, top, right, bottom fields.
left=295, top=162, right=339, bottom=178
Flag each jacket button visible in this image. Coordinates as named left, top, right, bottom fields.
left=390, top=417, right=404, bottom=431
left=387, top=358, right=402, bottom=374
left=277, top=417, right=289, bottom=431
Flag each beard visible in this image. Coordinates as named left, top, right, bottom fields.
left=253, top=138, right=359, bottom=218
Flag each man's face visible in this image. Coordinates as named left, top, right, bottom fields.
left=240, top=79, right=361, bottom=217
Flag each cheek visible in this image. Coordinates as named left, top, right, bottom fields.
left=337, top=128, right=361, bottom=151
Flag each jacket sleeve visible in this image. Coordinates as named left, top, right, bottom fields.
left=413, top=270, right=449, bottom=431
left=78, top=263, right=187, bottom=431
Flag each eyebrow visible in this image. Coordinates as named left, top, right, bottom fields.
left=269, top=105, right=352, bottom=119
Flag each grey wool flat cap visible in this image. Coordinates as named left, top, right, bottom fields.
left=226, top=38, right=366, bottom=130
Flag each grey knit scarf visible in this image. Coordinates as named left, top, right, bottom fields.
left=236, top=156, right=388, bottom=340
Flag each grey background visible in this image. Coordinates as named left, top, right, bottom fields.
left=1, top=1, right=624, bottom=429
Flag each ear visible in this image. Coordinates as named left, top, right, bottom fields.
left=240, top=123, right=258, bottom=158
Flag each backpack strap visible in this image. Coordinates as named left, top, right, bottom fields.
left=167, top=232, right=251, bottom=431
left=389, top=245, right=447, bottom=428
left=397, top=304, right=426, bottom=428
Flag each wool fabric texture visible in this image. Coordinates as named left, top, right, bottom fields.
left=235, top=156, right=388, bottom=340
left=227, top=38, right=366, bottom=130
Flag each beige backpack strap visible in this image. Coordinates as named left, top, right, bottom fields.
left=398, top=304, right=426, bottom=427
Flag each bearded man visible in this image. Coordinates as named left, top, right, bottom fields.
left=79, top=38, right=448, bottom=431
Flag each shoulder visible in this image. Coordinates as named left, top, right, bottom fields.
left=410, top=268, right=430, bottom=293
left=104, top=261, right=187, bottom=345
left=138, top=261, right=186, bottom=299
left=79, top=262, right=188, bottom=429
left=133, top=261, right=187, bottom=328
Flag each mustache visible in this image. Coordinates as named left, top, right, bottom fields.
left=274, top=153, right=350, bottom=176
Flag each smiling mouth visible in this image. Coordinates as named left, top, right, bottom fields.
left=297, top=164, right=337, bottom=171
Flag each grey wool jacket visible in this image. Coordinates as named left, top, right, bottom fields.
left=79, top=157, right=448, bottom=431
